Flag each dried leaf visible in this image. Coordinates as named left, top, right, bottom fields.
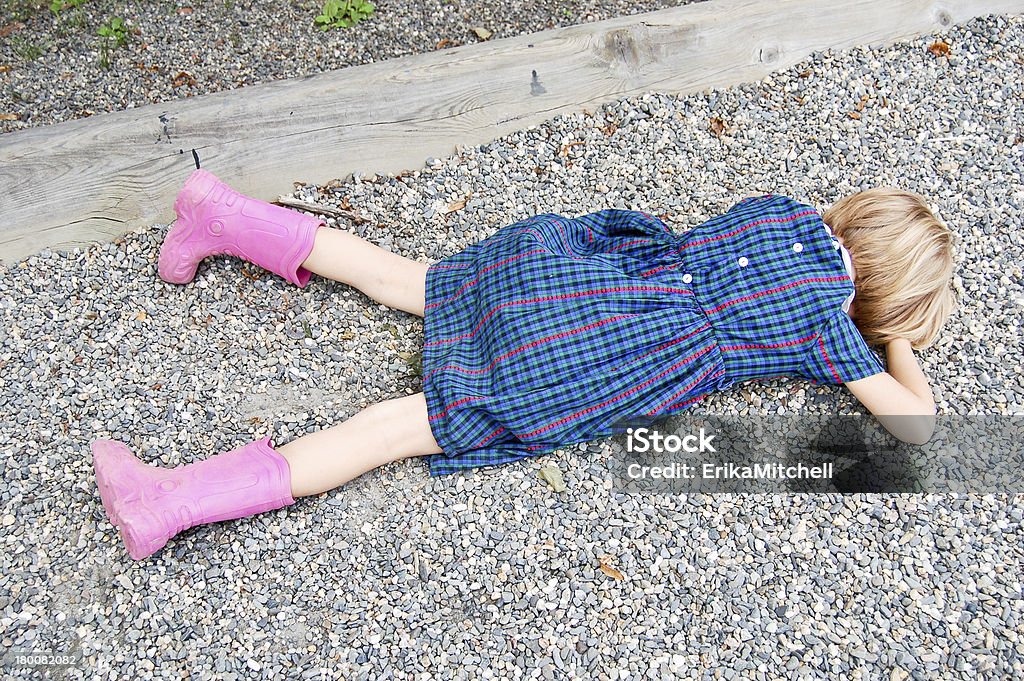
left=709, top=116, right=727, bottom=137
left=398, top=350, right=423, bottom=377
left=134, top=310, right=147, bottom=321
left=558, top=141, right=585, bottom=157
left=470, top=26, right=492, bottom=40
left=928, top=41, right=950, bottom=58
left=0, top=64, right=12, bottom=73
left=0, top=22, right=25, bottom=39
left=0, top=113, right=18, bottom=121
left=435, top=38, right=453, bottom=49
left=598, top=556, right=624, bottom=580
left=172, top=71, right=197, bottom=88
left=848, top=111, right=861, bottom=120
left=538, top=465, right=567, bottom=492
left=444, top=193, right=471, bottom=213
left=177, top=6, right=194, bottom=14
left=240, top=264, right=263, bottom=280
left=797, top=68, right=812, bottom=78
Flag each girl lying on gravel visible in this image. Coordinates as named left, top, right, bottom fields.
left=91, top=168, right=956, bottom=560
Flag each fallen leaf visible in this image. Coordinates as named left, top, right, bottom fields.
left=134, top=310, right=147, bottom=321
left=240, top=264, right=263, bottom=280
left=848, top=111, right=861, bottom=120
left=558, top=141, right=585, bottom=157
left=470, top=26, right=492, bottom=40
left=0, top=113, right=18, bottom=121
left=177, top=6, right=194, bottom=14
left=0, top=22, right=24, bottom=39
left=538, top=465, right=567, bottom=492
left=444, top=193, right=471, bottom=213
left=709, top=116, right=727, bottom=137
left=172, top=71, right=196, bottom=88
left=797, top=68, right=812, bottom=78
left=598, top=556, right=624, bottom=580
left=435, top=38, right=453, bottom=49
left=928, top=41, right=950, bottom=58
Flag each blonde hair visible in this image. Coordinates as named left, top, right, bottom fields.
left=823, top=188, right=957, bottom=350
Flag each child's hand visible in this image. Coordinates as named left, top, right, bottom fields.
left=844, top=336, right=937, bottom=444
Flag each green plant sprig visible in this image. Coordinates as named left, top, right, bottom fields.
left=315, top=0, right=374, bottom=31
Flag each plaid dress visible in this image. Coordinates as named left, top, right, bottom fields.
left=421, top=194, right=885, bottom=476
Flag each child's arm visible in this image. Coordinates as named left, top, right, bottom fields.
left=843, top=338, right=937, bottom=445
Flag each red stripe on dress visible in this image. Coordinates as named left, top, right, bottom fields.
left=639, top=261, right=683, bottom=277
left=424, top=249, right=548, bottom=311
left=485, top=226, right=549, bottom=245
left=817, top=336, right=841, bottom=382
left=705, top=275, right=849, bottom=315
left=719, top=333, right=818, bottom=351
left=517, top=344, right=718, bottom=438
left=428, top=395, right=486, bottom=422
left=647, top=365, right=724, bottom=415
left=475, top=426, right=506, bottom=448
left=424, top=286, right=693, bottom=347
left=678, top=210, right=818, bottom=250
left=423, top=314, right=639, bottom=382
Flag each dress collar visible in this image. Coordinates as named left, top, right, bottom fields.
left=824, top=222, right=856, bottom=314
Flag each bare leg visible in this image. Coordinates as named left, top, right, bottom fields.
left=275, top=392, right=442, bottom=497
left=299, top=227, right=428, bottom=317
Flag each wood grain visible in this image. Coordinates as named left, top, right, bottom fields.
left=1, top=0, right=1021, bottom=263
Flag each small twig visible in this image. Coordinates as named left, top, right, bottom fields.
left=926, top=135, right=981, bottom=145
left=274, top=196, right=371, bottom=224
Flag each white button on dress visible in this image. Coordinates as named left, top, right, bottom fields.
left=832, top=240, right=841, bottom=250
left=738, top=256, right=749, bottom=267
left=793, top=242, right=803, bottom=253
left=682, top=273, right=693, bottom=283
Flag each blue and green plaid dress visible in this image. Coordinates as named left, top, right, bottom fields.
left=421, top=194, right=885, bottom=476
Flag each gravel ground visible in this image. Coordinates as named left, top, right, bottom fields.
left=1, top=11, right=1024, bottom=681
left=0, top=0, right=701, bottom=134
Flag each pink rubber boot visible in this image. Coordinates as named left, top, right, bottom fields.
left=91, top=437, right=295, bottom=560
left=158, top=169, right=324, bottom=286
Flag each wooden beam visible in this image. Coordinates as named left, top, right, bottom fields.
left=1, top=0, right=1021, bottom=263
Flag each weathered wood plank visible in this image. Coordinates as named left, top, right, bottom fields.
left=1, top=0, right=1021, bottom=263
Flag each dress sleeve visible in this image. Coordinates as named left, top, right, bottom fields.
left=801, top=311, right=886, bottom=384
